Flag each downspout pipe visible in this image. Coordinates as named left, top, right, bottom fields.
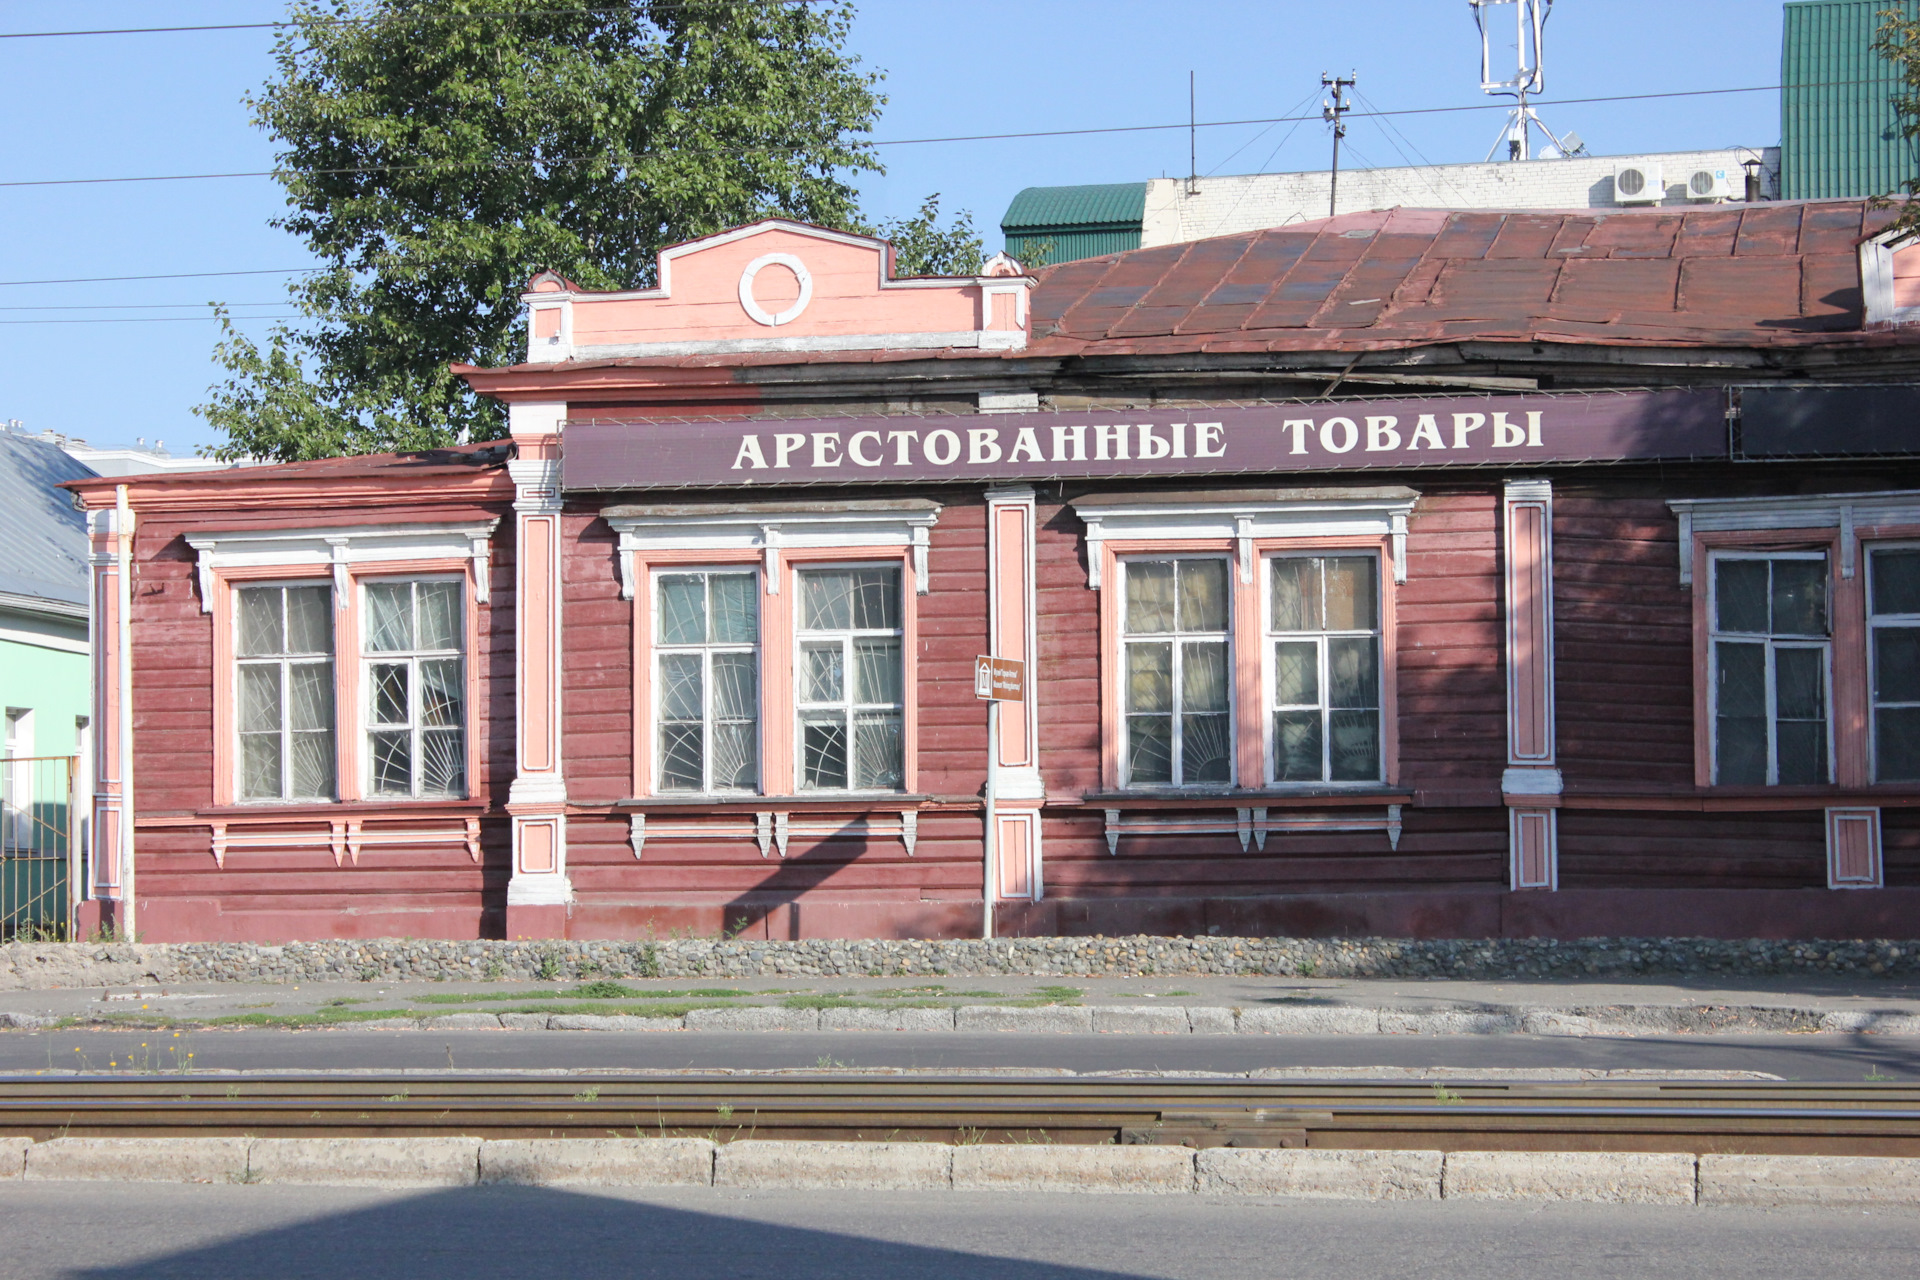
left=115, top=484, right=135, bottom=940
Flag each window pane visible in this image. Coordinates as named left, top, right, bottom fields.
left=370, top=662, right=409, bottom=726
left=1177, top=559, right=1229, bottom=632
left=237, top=588, right=283, bottom=657
left=1181, top=713, right=1232, bottom=783
left=853, top=714, right=904, bottom=789
left=287, top=663, right=334, bottom=732
left=1273, top=711, right=1323, bottom=782
left=1774, top=646, right=1826, bottom=722
left=1872, top=549, right=1920, bottom=617
left=854, top=638, right=903, bottom=706
left=1181, top=640, right=1229, bottom=712
left=1329, top=709, right=1381, bottom=781
left=848, top=567, right=900, bottom=630
left=801, top=643, right=843, bottom=703
left=658, top=653, right=703, bottom=721
left=1126, top=715, right=1173, bottom=784
left=801, top=713, right=848, bottom=788
left=240, top=733, right=281, bottom=800
left=1714, top=560, right=1769, bottom=633
left=709, top=573, right=758, bottom=644
left=1714, top=641, right=1766, bottom=785
left=1125, top=561, right=1176, bottom=634
left=1776, top=721, right=1827, bottom=785
left=800, top=569, right=853, bottom=631
left=1274, top=640, right=1318, bottom=707
left=421, top=728, right=464, bottom=795
left=658, top=575, right=706, bottom=645
left=1876, top=706, right=1920, bottom=782
left=369, top=730, right=412, bottom=794
left=1875, top=626, right=1920, bottom=704
left=658, top=723, right=703, bottom=791
left=286, top=586, right=333, bottom=653
left=711, top=653, right=757, bottom=719
left=1324, top=557, right=1377, bottom=631
left=711, top=722, right=757, bottom=790
left=1771, top=559, right=1828, bottom=636
left=1126, top=642, right=1172, bottom=713
left=289, top=730, right=333, bottom=799
left=238, top=664, right=282, bottom=734
left=1270, top=558, right=1320, bottom=632
left=365, top=583, right=412, bottom=651
left=420, top=658, right=463, bottom=728
left=417, top=582, right=461, bottom=651
left=1328, top=637, right=1379, bottom=709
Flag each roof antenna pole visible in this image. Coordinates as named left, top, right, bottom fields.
left=1187, top=70, right=1198, bottom=196
left=1472, top=0, right=1568, bottom=162
left=1322, top=72, right=1354, bottom=218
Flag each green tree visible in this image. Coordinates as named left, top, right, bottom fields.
left=1874, top=5, right=1920, bottom=229
left=201, top=0, right=885, bottom=461
left=877, top=193, right=985, bottom=277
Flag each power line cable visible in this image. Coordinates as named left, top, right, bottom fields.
left=0, top=78, right=1827, bottom=191
left=0, top=268, right=321, bottom=288
left=0, top=3, right=837, bottom=40
left=0, top=301, right=291, bottom=311
left=0, top=314, right=303, bottom=325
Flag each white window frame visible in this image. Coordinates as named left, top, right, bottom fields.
left=233, top=580, right=337, bottom=804
left=794, top=561, right=906, bottom=793
left=1706, top=550, right=1835, bottom=786
left=359, top=575, right=468, bottom=801
left=1261, top=550, right=1384, bottom=786
left=1867, top=541, right=1920, bottom=783
left=1115, top=553, right=1236, bottom=790
left=651, top=566, right=762, bottom=795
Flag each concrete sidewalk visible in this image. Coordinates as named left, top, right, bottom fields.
left=5, top=972, right=1920, bottom=1036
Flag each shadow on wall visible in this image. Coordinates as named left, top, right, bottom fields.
left=67, top=1184, right=1159, bottom=1280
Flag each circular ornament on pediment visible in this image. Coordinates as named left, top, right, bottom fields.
left=737, top=252, right=813, bottom=326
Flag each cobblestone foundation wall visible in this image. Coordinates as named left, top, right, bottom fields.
left=3, top=935, right=1917, bottom=989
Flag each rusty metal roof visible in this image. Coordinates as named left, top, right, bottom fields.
left=1023, top=202, right=1901, bottom=356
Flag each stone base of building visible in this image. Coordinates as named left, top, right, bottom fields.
left=116, top=887, right=1920, bottom=944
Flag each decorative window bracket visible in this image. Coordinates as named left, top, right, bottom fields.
left=626, top=808, right=918, bottom=860
left=207, top=815, right=481, bottom=867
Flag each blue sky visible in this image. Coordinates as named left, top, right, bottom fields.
left=0, top=1, right=1785, bottom=457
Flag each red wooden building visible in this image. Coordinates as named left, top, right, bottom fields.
left=67, top=203, right=1920, bottom=942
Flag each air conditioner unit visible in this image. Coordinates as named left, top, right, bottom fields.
left=1612, top=161, right=1664, bottom=205
left=1685, top=167, right=1733, bottom=202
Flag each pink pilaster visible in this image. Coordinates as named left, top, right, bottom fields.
left=986, top=487, right=1043, bottom=903
left=1502, top=479, right=1559, bottom=890
left=505, top=404, right=572, bottom=936
left=79, top=508, right=126, bottom=934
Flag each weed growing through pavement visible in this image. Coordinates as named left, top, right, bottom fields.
left=534, top=952, right=564, bottom=982
left=815, top=1055, right=853, bottom=1070
left=1431, top=1084, right=1465, bottom=1105
left=955, top=1127, right=987, bottom=1146
left=1866, top=1068, right=1895, bottom=1081
left=574, top=1087, right=601, bottom=1102
left=381, top=1091, right=410, bottom=1102
left=1030, top=986, right=1084, bottom=1003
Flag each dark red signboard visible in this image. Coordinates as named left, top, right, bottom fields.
left=561, top=389, right=1727, bottom=491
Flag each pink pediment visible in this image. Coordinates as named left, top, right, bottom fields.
left=521, top=220, right=1033, bottom=362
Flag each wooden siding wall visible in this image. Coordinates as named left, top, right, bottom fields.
left=130, top=506, right=513, bottom=942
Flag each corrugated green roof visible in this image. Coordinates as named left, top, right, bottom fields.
left=1782, top=0, right=1920, bottom=199
left=1001, top=183, right=1148, bottom=233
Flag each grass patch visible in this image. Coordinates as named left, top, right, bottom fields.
left=866, top=985, right=1002, bottom=999
left=411, top=986, right=755, bottom=1005
left=1030, top=986, right=1085, bottom=1003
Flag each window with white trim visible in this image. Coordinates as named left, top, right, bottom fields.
left=1709, top=552, right=1831, bottom=786
left=236, top=583, right=336, bottom=801
left=363, top=579, right=466, bottom=798
left=1869, top=546, right=1920, bottom=783
left=796, top=565, right=903, bottom=791
left=1120, top=557, right=1232, bottom=787
left=1267, top=553, right=1382, bottom=783
left=655, top=569, right=759, bottom=792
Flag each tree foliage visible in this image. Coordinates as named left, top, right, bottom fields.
left=877, top=193, right=984, bottom=277
left=202, top=0, right=886, bottom=461
left=1873, top=6, right=1920, bottom=229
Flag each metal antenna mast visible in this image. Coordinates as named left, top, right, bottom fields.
left=1322, top=72, right=1353, bottom=217
left=1469, top=0, right=1580, bottom=161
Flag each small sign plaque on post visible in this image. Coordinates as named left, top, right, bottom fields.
left=974, top=655, right=1026, bottom=702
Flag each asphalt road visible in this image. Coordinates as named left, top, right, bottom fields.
left=3, top=1029, right=1918, bottom=1079
left=0, top=1183, right=1915, bottom=1280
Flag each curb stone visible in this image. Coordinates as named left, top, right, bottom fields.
left=1236, top=1005, right=1381, bottom=1035
left=2, top=1135, right=30, bottom=1178
left=1441, top=1150, right=1696, bottom=1204
left=547, top=1014, right=682, bottom=1032
left=715, top=1140, right=950, bottom=1191
left=950, top=1144, right=1195, bottom=1194
left=1698, top=1154, right=1920, bottom=1205
left=416, top=1013, right=503, bottom=1031
left=955, top=1006, right=1095, bottom=1034
left=248, top=1137, right=481, bottom=1187
left=1090, top=1006, right=1190, bottom=1035
left=22, top=1137, right=249, bottom=1184
left=685, top=1007, right=820, bottom=1033
left=480, top=1138, right=713, bottom=1187
left=818, top=1007, right=957, bottom=1032
left=1187, top=1006, right=1236, bottom=1034
left=1196, top=1148, right=1442, bottom=1200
